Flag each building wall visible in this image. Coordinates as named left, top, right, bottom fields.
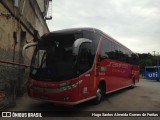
left=0, top=0, right=49, bottom=61
left=0, top=0, right=50, bottom=108
left=36, top=0, right=49, bottom=16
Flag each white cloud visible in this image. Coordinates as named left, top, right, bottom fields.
left=47, top=0, right=160, bottom=53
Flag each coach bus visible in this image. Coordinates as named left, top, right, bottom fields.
left=24, top=28, right=140, bottom=106
left=145, top=66, right=160, bottom=81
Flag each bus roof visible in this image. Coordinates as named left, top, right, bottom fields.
left=42, top=27, right=133, bottom=54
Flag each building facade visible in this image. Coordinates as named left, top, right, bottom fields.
left=0, top=0, right=51, bottom=108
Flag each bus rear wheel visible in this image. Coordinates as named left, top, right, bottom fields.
left=130, top=79, right=135, bottom=89
left=92, top=84, right=104, bottom=105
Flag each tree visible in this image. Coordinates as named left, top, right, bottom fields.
left=137, top=53, right=160, bottom=74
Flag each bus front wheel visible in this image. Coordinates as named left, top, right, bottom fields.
left=92, top=84, right=104, bottom=105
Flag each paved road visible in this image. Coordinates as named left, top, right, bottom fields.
left=2, top=79, right=160, bottom=120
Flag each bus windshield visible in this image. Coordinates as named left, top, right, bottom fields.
left=30, top=34, right=79, bottom=81
left=30, top=34, right=94, bottom=81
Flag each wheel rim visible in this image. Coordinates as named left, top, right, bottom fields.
left=97, top=88, right=102, bottom=101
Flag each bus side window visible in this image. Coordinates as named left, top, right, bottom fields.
left=99, top=39, right=108, bottom=61
left=106, top=40, right=116, bottom=59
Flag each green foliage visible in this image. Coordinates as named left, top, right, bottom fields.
left=137, top=53, right=160, bottom=74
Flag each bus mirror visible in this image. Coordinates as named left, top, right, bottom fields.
left=72, top=38, right=92, bottom=55
left=22, top=42, right=37, bottom=57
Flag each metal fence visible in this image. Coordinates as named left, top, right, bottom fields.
left=0, top=61, right=29, bottom=109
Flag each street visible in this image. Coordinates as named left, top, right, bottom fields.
left=2, top=79, right=160, bottom=119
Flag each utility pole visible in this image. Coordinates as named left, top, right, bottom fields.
left=157, top=52, right=159, bottom=66
left=153, top=51, right=155, bottom=56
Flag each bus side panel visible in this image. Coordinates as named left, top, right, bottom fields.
left=98, top=59, right=125, bottom=92
left=122, top=64, right=133, bottom=87
left=110, top=60, right=132, bottom=90
left=133, top=66, right=140, bottom=83
left=78, top=70, right=95, bottom=100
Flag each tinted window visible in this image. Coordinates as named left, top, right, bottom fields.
left=99, top=39, right=108, bottom=61
left=100, top=38, right=116, bottom=60
left=83, top=31, right=100, bottom=55
left=77, top=42, right=93, bottom=74
left=30, top=34, right=83, bottom=81
left=93, top=33, right=100, bottom=51
left=99, top=37, right=139, bottom=65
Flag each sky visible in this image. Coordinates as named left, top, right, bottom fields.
left=47, top=0, right=160, bottom=54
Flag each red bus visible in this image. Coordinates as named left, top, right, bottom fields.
left=25, top=28, right=139, bottom=106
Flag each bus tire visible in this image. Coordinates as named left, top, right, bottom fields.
left=130, top=79, right=135, bottom=89
left=92, top=84, right=104, bottom=105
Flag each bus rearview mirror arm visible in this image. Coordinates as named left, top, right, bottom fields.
left=72, top=38, right=92, bottom=55
left=22, top=42, right=38, bottom=57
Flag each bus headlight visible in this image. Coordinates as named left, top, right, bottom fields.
left=59, top=80, right=83, bottom=91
